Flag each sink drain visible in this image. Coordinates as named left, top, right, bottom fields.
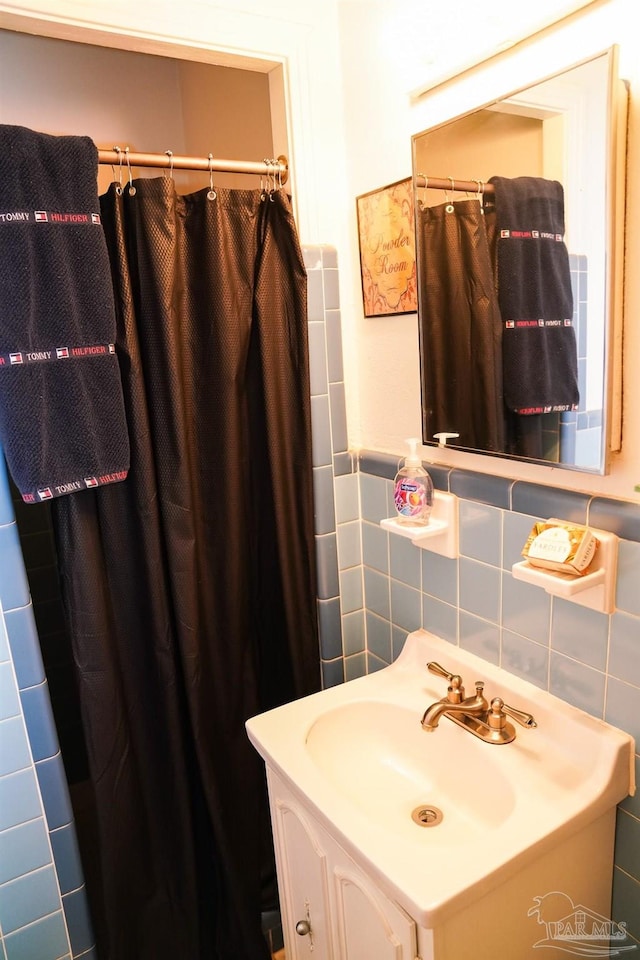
left=411, top=805, right=443, bottom=827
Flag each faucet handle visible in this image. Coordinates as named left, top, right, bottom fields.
left=427, top=661, right=457, bottom=682
left=427, top=662, right=465, bottom=702
left=490, top=697, right=537, bottom=729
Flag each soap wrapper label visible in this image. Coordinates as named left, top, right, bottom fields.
left=522, top=521, right=599, bottom=576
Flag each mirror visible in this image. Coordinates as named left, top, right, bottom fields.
left=412, top=47, right=626, bottom=474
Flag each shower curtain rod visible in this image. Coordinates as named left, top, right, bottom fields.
left=97, top=149, right=289, bottom=184
left=414, top=173, right=495, bottom=196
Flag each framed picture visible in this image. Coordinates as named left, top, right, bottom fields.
left=356, top=177, right=417, bottom=318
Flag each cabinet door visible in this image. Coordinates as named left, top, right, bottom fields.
left=332, top=859, right=418, bottom=960
left=270, top=788, right=334, bottom=959
left=267, top=769, right=418, bottom=960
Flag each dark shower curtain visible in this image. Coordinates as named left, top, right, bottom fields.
left=51, top=178, right=320, bottom=960
left=417, top=198, right=505, bottom=453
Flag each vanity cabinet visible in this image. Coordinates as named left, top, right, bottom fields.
left=249, top=630, right=634, bottom=960
left=267, top=768, right=421, bottom=960
left=266, top=764, right=620, bottom=960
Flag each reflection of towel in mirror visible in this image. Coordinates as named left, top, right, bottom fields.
left=0, top=124, right=129, bottom=503
left=488, top=176, right=579, bottom=417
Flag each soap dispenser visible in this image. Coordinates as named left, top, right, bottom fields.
left=393, top=438, right=434, bottom=526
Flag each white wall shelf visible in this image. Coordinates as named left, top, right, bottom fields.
left=381, top=490, right=459, bottom=558
left=512, top=525, right=618, bottom=614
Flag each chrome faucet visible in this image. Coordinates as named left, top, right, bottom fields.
left=421, top=661, right=537, bottom=744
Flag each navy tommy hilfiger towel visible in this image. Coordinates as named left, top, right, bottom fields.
left=489, top=175, right=579, bottom=416
left=0, top=125, right=129, bottom=503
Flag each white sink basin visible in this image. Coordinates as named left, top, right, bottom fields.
left=246, top=629, right=635, bottom=926
left=305, top=700, right=515, bottom=839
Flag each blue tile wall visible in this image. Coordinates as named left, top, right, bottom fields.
left=357, top=449, right=640, bottom=944
left=303, top=244, right=361, bottom=688
left=0, top=455, right=93, bottom=960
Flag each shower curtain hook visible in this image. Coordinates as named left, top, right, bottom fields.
left=165, top=150, right=174, bottom=180
left=124, top=147, right=136, bottom=196
left=269, top=158, right=276, bottom=201
left=417, top=173, right=428, bottom=208
left=263, top=158, right=270, bottom=198
left=207, top=153, right=217, bottom=201
left=264, top=158, right=273, bottom=200
left=260, top=159, right=269, bottom=201
left=113, top=146, right=123, bottom=195
left=475, top=179, right=485, bottom=214
left=445, top=176, right=455, bottom=213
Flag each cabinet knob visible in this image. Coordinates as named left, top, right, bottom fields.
left=295, top=919, right=311, bottom=937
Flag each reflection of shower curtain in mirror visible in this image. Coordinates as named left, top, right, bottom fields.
left=417, top=198, right=505, bottom=452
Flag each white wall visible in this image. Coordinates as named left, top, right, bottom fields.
left=0, top=0, right=638, bottom=501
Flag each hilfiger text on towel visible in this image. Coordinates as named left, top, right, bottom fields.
left=0, top=210, right=102, bottom=224
left=505, top=319, right=573, bottom=328
left=499, top=229, right=563, bottom=241
left=0, top=344, right=116, bottom=367
left=21, top=470, right=129, bottom=504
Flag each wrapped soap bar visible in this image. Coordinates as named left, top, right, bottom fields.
left=521, top=521, right=600, bottom=576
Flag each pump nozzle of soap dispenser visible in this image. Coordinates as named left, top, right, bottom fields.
left=405, top=436, right=421, bottom=466
left=433, top=432, right=460, bottom=448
